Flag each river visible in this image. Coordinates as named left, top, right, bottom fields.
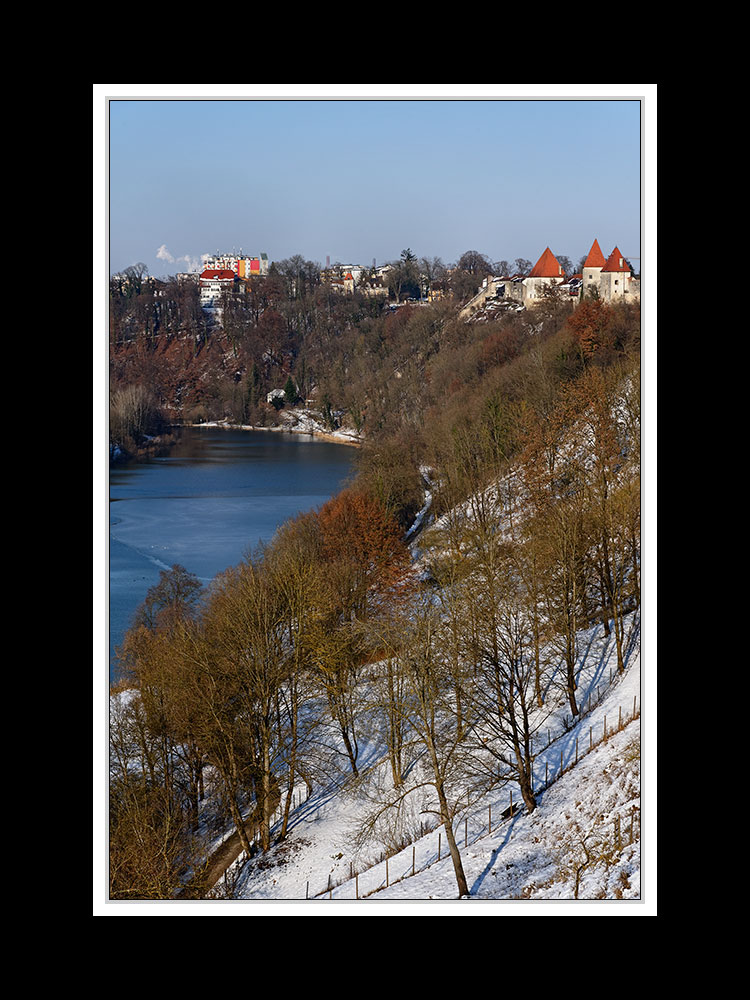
left=107, top=426, right=356, bottom=681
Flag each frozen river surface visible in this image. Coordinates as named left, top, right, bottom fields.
left=108, top=426, right=355, bottom=680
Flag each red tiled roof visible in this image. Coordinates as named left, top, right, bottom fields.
left=601, top=247, right=630, bottom=273
left=200, top=269, right=236, bottom=280
left=583, top=238, right=607, bottom=269
left=529, top=247, right=563, bottom=278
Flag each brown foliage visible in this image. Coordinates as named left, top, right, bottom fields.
left=566, top=300, right=610, bottom=360
left=566, top=300, right=640, bottom=365
left=316, top=488, right=414, bottom=620
left=480, top=325, right=524, bottom=372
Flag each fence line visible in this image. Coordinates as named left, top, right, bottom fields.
left=310, top=693, right=640, bottom=899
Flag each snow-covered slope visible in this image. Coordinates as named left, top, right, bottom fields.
left=197, top=610, right=644, bottom=912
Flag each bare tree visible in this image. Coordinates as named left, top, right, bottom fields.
left=367, top=594, right=472, bottom=898
left=202, top=560, right=287, bottom=851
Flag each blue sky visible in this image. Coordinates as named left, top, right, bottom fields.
left=104, top=88, right=646, bottom=278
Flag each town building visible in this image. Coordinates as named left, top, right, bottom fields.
left=199, top=268, right=238, bottom=313
left=202, top=251, right=269, bottom=278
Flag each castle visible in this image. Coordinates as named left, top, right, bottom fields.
left=460, top=239, right=640, bottom=319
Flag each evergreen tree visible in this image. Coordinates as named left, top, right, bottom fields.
left=284, top=376, right=298, bottom=407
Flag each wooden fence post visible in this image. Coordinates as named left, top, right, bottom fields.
left=356, top=873, right=359, bottom=898
left=489, top=804, right=492, bottom=834
left=438, top=832, right=441, bottom=861
left=412, top=845, right=415, bottom=876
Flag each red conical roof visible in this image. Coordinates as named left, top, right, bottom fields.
left=583, top=239, right=607, bottom=268
left=601, top=247, right=631, bottom=273
left=529, top=247, right=563, bottom=278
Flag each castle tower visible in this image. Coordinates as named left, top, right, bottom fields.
left=599, top=246, right=633, bottom=301
left=523, top=247, right=565, bottom=303
left=582, top=239, right=607, bottom=298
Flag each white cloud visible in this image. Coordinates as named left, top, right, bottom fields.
left=156, top=245, right=201, bottom=272
left=156, top=243, right=175, bottom=263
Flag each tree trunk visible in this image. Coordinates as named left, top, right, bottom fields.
left=435, top=782, right=470, bottom=898
left=386, top=658, right=403, bottom=787
left=227, top=792, right=252, bottom=859
left=566, top=656, right=579, bottom=717
left=259, top=729, right=274, bottom=851
left=340, top=725, right=359, bottom=776
left=279, top=687, right=299, bottom=841
left=533, top=618, right=544, bottom=708
left=327, top=685, right=359, bottom=775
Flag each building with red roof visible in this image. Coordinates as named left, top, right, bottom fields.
left=520, top=247, right=567, bottom=303
left=601, top=247, right=631, bottom=272
left=529, top=247, right=565, bottom=279
left=598, top=246, right=639, bottom=302
left=202, top=252, right=269, bottom=278
left=199, top=267, right=239, bottom=314
left=582, top=239, right=608, bottom=298
left=583, top=239, right=607, bottom=269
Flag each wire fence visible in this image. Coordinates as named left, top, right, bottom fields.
left=307, top=690, right=640, bottom=900
left=210, top=617, right=642, bottom=900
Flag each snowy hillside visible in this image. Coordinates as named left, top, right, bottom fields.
left=203, top=418, right=647, bottom=911
left=106, top=616, right=648, bottom=913
left=198, top=609, right=643, bottom=910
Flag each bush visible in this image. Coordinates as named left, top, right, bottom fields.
left=110, top=383, right=166, bottom=450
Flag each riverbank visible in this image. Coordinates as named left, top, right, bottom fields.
left=187, top=409, right=363, bottom=447
left=109, top=430, right=179, bottom=465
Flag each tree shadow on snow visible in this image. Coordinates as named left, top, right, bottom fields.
left=468, top=810, right=523, bottom=897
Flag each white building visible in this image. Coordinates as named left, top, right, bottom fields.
left=598, top=246, right=640, bottom=302
left=202, top=251, right=269, bottom=278
left=581, top=238, right=607, bottom=296
left=199, top=268, right=238, bottom=313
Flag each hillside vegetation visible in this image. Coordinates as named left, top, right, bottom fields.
left=108, top=266, right=642, bottom=903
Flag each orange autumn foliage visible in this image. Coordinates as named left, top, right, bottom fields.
left=315, top=488, right=414, bottom=619
left=566, top=299, right=609, bottom=359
